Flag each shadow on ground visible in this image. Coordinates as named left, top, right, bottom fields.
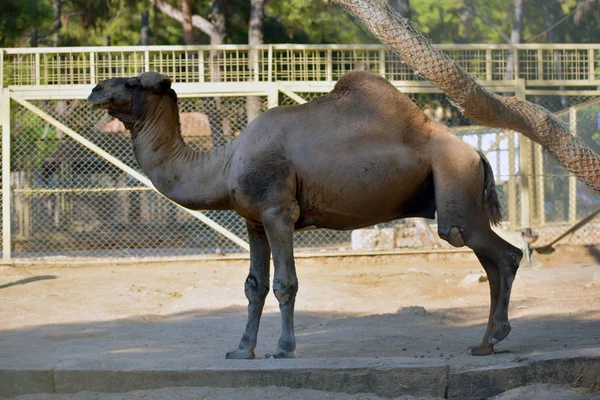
left=1, top=301, right=599, bottom=370
left=0, top=275, right=56, bottom=290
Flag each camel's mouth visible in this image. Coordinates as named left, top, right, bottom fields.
left=87, top=98, right=111, bottom=109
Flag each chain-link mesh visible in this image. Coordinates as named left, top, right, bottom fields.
left=331, top=0, right=600, bottom=195
left=525, top=95, right=600, bottom=246
left=7, top=88, right=600, bottom=258
left=9, top=97, right=269, bottom=258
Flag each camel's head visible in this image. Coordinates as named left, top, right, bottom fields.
left=87, top=72, right=173, bottom=130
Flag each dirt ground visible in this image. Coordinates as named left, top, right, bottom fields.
left=1, top=247, right=600, bottom=398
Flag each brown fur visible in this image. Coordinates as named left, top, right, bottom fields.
left=88, top=70, right=523, bottom=359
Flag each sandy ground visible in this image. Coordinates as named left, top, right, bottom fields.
left=1, top=249, right=600, bottom=398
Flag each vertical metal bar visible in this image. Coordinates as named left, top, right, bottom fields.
left=379, top=49, right=386, bottom=78
left=0, top=49, right=4, bottom=89
left=253, top=48, right=259, bottom=82
left=199, top=50, right=205, bottom=83
left=589, top=48, right=594, bottom=83
left=327, top=49, right=332, bottom=81
left=2, top=88, right=11, bottom=261
left=35, top=52, right=41, bottom=86
left=514, top=46, right=520, bottom=80
left=268, top=84, right=279, bottom=109
left=508, top=131, right=517, bottom=229
left=520, top=135, right=532, bottom=229
left=486, top=48, right=492, bottom=81
left=535, top=143, right=545, bottom=225
left=144, top=49, right=150, bottom=72
left=268, top=45, right=273, bottom=82
left=90, top=51, right=96, bottom=84
left=537, top=49, right=544, bottom=81
left=516, top=79, right=531, bottom=229
left=70, top=52, right=74, bottom=84
left=569, top=107, right=577, bottom=223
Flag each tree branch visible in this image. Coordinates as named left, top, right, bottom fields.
left=463, top=5, right=511, bottom=44
left=152, top=0, right=214, bottom=38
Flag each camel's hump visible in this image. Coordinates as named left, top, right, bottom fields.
left=332, top=70, right=398, bottom=94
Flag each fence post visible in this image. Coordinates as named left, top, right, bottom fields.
left=516, top=79, right=531, bottom=229
left=379, top=49, right=386, bottom=78
left=2, top=88, right=11, bottom=262
left=568, top=107, right=578, bottom=223
left=508, top=131, right=518, bottom=229
left=90, top=51, right=96, bottom=84
left=268, top=84, right=279, bottom=109
left=535, top=143, right=545, bottom=225
left=268, top=45, right=273, bottom=82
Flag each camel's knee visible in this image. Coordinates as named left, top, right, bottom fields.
left=244, top=275, right=269, bottom=303
left=498, top=246, right=523, bottom=278
left=438, top=225, right=465, bottom=248
left=273, top=277, right=298, bottom=306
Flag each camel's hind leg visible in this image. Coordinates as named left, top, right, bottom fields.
left=466, top=230, right=522, bottom=348
left=469, top=252, right=501, bottom=356
left=433, top=150, right=522, bottom=354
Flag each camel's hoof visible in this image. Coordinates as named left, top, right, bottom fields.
left=226, top=348, right=255, bottom=360
left=468, top=344, right=495, bottom=356
left=489, top=321, right=511, bottom=345
left=264, top=350, right=295, bottom=359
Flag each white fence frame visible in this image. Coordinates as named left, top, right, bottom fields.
left=1, top=44, right=598, bottom=262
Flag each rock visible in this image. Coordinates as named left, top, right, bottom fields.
left=398, top=306, right=428, bottom=316
left=585, top=272, right=600, bottom=288
left=460, top=273, right=488, bottom=286
left=351, top=228, right=396, bottom=250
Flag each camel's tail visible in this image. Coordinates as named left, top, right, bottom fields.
left=478, top=150, right=502, bottom=226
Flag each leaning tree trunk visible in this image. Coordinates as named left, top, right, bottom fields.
left=328, top=0, right=600, bottom=193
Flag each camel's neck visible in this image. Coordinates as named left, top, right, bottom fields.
left=130, top=95, right=232, bottom=210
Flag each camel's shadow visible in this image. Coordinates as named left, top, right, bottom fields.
left=2, top=302, right=599, bottom=370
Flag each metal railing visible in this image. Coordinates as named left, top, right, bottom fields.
left=3, top=44, right=600, bottom=87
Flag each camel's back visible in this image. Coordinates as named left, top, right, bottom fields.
left=243, top=70, right=432, bottom=149
left=231, top=71, right=446, bottom=228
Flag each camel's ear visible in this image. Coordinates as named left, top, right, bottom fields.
left=139, top=72, right=172, bottom=94
left=152, top=75, right=172, bottom=94
left=124, top=78, right=139, bottom=91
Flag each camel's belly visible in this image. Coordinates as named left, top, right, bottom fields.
left=295, top=173, right=435, bottom=231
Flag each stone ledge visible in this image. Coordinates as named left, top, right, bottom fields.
left=2, top=349, right=600, bottom=399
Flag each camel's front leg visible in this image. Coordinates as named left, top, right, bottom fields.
left=263, top=208, right=297, bottom=359
left=226, top=222, right=271, bottom=359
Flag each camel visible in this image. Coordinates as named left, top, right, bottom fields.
left=87, top=70, right=523, bottom=359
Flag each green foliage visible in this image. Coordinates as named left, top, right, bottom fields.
left=0, top=0, right=53, bottom=47
left=1, top=0, right=600, bottom=47
left=264, top=0, right=375, bottom=43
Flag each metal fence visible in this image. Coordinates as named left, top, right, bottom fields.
left=2, top=44, right=600, bottom=262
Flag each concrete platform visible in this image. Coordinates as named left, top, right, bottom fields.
left=2, top=349, right=600, bottom=399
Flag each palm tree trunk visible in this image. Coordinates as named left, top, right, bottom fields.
left=247, top=0, right=265, bottom=124
left=543, top=1, right=569, bottom=110
left=182, top=0, right=194, bottom=45
left=141, top=8, right=150, bottom=45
